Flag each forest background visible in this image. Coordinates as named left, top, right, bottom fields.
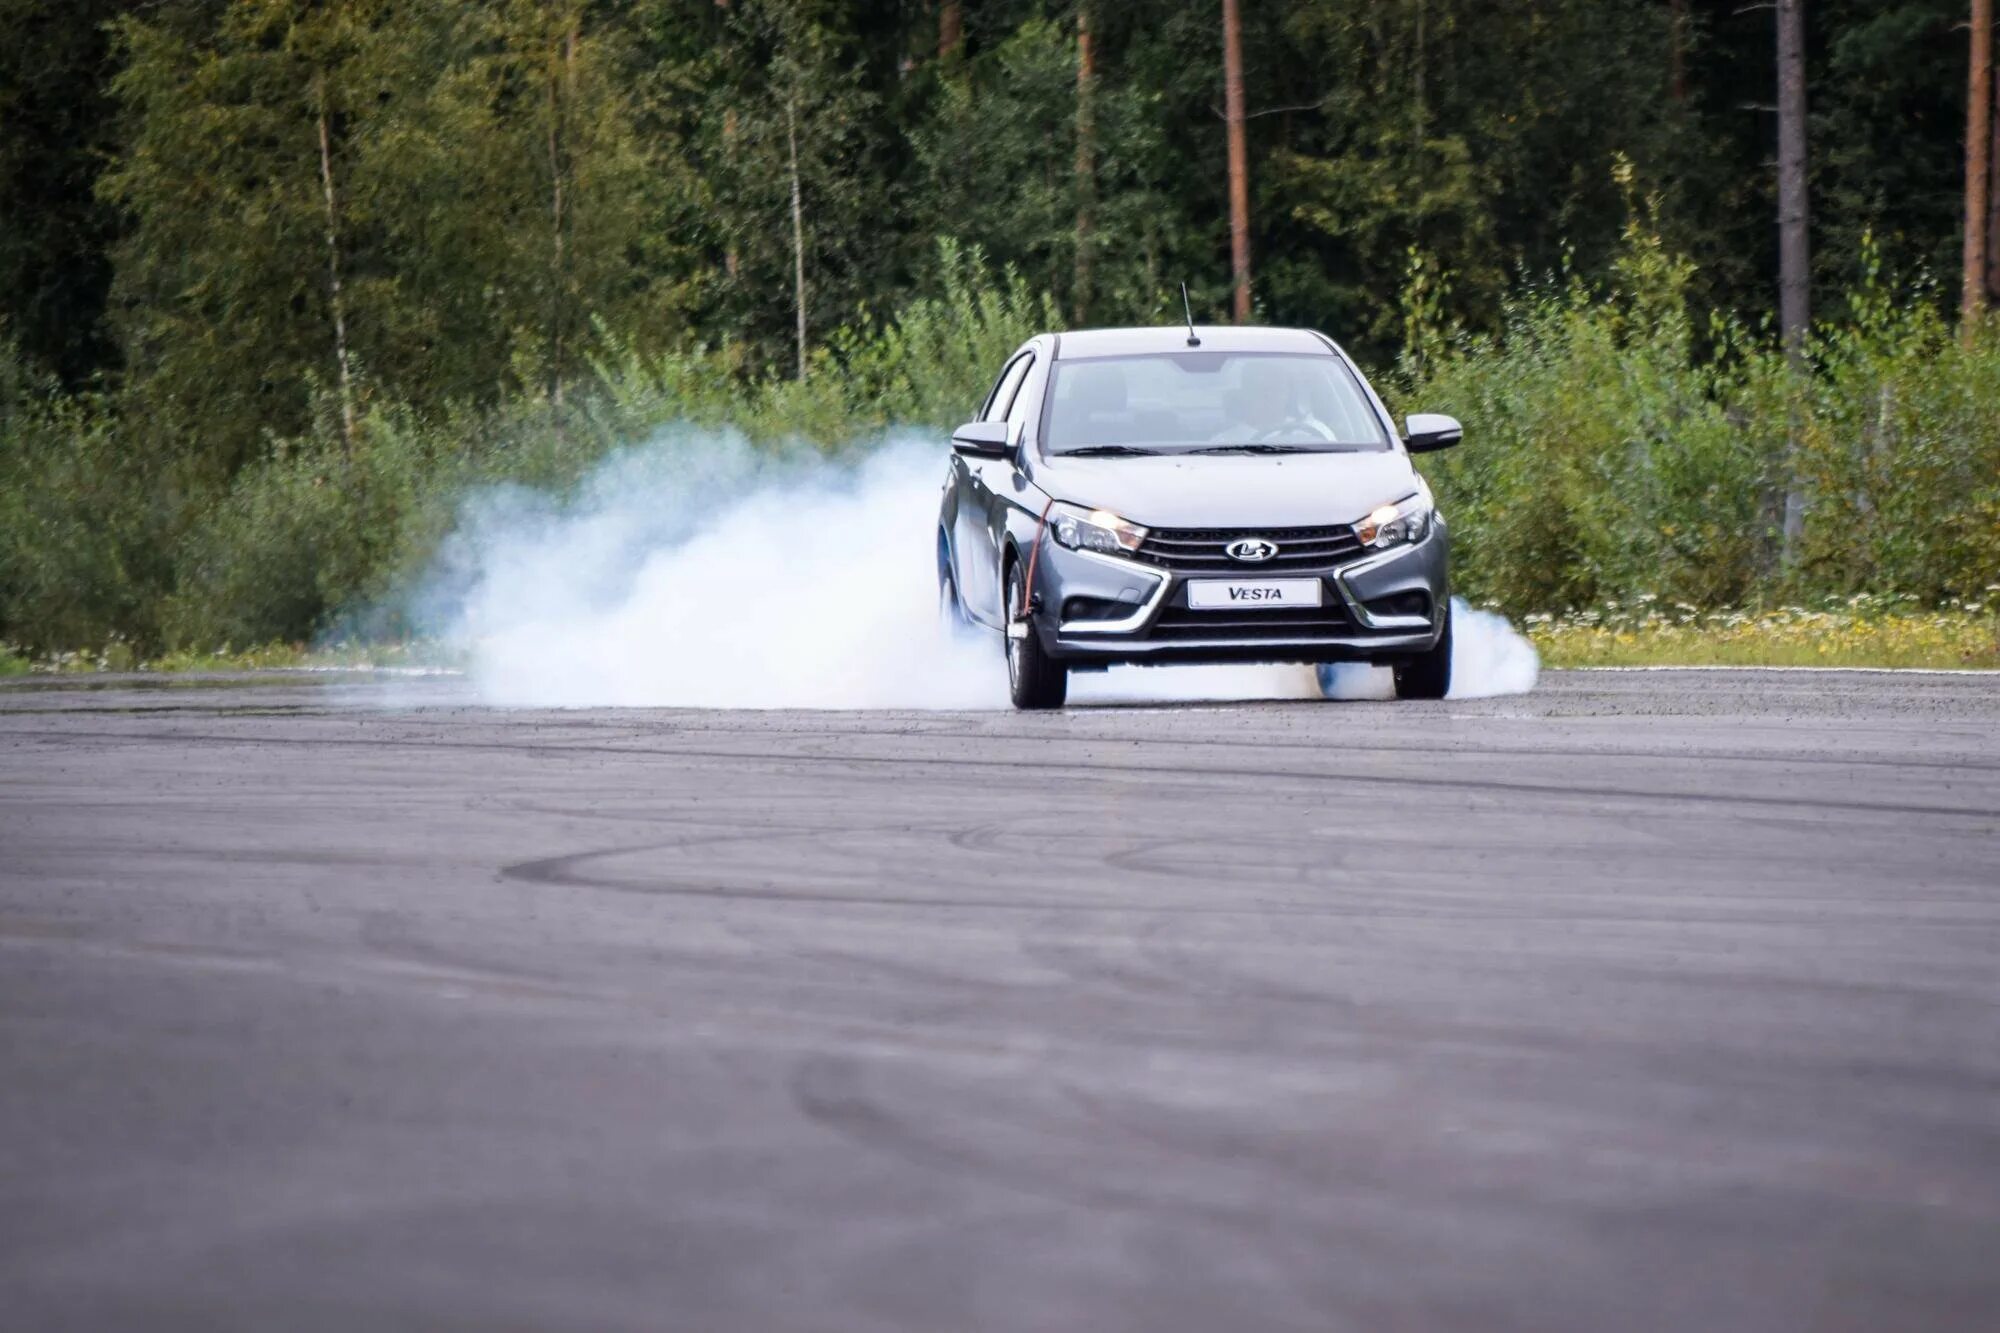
left=1, top=0, right=1996, bottom=661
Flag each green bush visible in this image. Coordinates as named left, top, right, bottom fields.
left=0, top=346, right=176, bottom=653
left=1393, top=228, right=1997, bottom=615
left=151, top=241, right=1052, bottom=650
left=3, top=235, right=1997, bottom=657
left=1792, top=269, right=2000, bottom=602
left=589, top=239, right=1056, bottom=445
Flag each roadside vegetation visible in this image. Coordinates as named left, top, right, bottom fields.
left=1528, top=599, right=2000, bottom=670
left=2, top=2, right=1994, bottom=673
left=4, top=224, right=1999, bottom=673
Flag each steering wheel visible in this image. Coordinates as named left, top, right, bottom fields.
left=1252, top=413, right=1316, bottom=443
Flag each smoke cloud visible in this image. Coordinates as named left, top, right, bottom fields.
left=418, top=432, right=1536, bottom=709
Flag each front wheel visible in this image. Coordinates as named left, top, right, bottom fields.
left=938, top=566, right=976, bottom=642
left=1394, top=602, right=1453, bottom=700
left=1005, top=562, right=1066, bottom=709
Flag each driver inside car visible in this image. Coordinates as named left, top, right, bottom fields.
left=1211, top=359, right=1333, bottom=443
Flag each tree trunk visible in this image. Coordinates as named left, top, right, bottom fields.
left=723, top=108, right=740, bottom=280
left=1222, top=0, right=1251, bottom=323
left=1074, top=1, right=1095, bottom=325
left=546, top=22, right=578, bottom=408
left=1775, top=0, right=1809, bottom=561
left=1966, top=0, right=1992, bottom=330
left=718, top=0, right=738, bottom=281
left=1413, top=0, right=1426, bottom=145
left=1668, top=0, right=1688, bottom=103
left=939, top=2, right=962, bottom=60
left=787, top=90, right=807, bottom=383
left=1988, top=66, right=2000, bottom=301
left=314, top=72, right=356, bottom=455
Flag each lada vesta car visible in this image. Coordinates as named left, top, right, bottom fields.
left=937, top=325, right=1462, bottom=708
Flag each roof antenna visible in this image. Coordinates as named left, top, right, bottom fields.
left=1180, top=282, right=1201, bottom=347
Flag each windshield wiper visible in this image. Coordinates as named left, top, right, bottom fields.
left=1059, top=445, right=1162, bottom=457
left=1186, top=443, right=1319, bottom=455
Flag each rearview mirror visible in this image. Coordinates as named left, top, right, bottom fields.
left=1403, top=413, right=1463, bottom=453
left=950, top=420, right=1014, bottom=459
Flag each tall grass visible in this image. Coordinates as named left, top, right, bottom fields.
left=1, top=234, right=1994, bottom=657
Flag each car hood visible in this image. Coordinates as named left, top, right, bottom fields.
left=1032, top=450, right=1423, bottom=529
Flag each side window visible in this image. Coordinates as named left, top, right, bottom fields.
left=1004, top=356, right=1040, bottom=433
left=982, top=353, right=1033, bottom=423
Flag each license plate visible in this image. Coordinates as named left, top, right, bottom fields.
left=1186, top=578, right=1322, bottom=610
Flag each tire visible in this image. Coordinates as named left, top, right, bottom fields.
left=1005, top=561, right=1067, bottom=709
left=938, top=565, right=974, bottom=642
left=1394, top=600, right=1453, bottom=700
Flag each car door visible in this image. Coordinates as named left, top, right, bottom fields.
left=952, top=349, right=1034, bottom=625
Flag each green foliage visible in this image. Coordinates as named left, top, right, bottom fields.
left=154, top=242, right=1052, bottom=650
left=1264, top=0, right=1681, bottom=344
left=16, top=222, right=1998, bottom=659
left=1812, top=0, right=1967, bottom=294
left=1792, top=254, right=2000, bottom=602
left=1530, top=600, right=2000, bottom=670
left=0, top=340, right=171, bottom=652
left=4, top=0, right=1997, bottom=657
left=1399, top=220, right=1769, bottom=610
left=1400, top=223, right=2000, bottom=615
left=0, top=0, right=125, bottom=385
left=688, top=0, right=885, bottom=378
left=589, top=240, right=1056, bottom=441
left=912, top=17, right=1174, bottom=325
left=99, top=0, right=704, bottom=473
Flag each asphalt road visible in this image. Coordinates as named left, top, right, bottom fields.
left=2, top=669, right=1997, bottom=1332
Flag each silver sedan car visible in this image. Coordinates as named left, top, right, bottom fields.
left=937, top=325, right=1462, bottom=708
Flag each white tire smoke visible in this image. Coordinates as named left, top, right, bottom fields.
left=417, top=433, right=1537, bottom=709
left=1446, top=601, right=1543, bottom=698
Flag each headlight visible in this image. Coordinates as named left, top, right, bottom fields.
left=1356, top=494, right=1433, bottom=549
left=1048, top=502, right=1147, bottom=554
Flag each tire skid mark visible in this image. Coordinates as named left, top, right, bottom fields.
left=11, top=710, right=2000, bottom=776
left=1016, top=917, right=1357, bottom=1009
left=354, top=909, right=571, bottom=993
left=6, top=725, right=1996, bottom=820
left=786, top=1050, right=1449, bottom=1278
left=788, top=1052, right=1276, bottom=1226
left=448, top=701, right=2000, bottom=777
left=500, top=837, right=1141, bottom=913
left=1125, top=914, right=1367, bottom=1008
left=1102, top=834, right=1356, bottom=887
left=495, top=837, right=2000, bottom=926
left=715, top=914, right=1056, bottom=996
left=1017, top=932, right=1208, bottom=1002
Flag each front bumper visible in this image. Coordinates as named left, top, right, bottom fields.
left=1028, top=523, right=1449, bottom=667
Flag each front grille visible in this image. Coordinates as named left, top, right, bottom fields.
left=1135, top=524, right=1364, bottom=572
left=1148, top=596, right=1354, bottom=642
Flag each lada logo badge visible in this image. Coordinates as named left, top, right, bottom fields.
left=1226, top=537, right=1279, bottom=562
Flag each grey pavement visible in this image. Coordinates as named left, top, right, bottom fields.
left=2, top=670, right=1997, bottom=1331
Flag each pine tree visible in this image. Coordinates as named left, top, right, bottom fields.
left=1222, top=0, right=1251, bottom=321
left=99, top=0, right=705, bottom=471
left=1776, top=0, right=1810, bottom=558
left=1966, top=0, right=1992, bottom=326
left=0, top=0, right=129, bottom=385
left=701, top=0, right=880, bottom=378
left=101, top=2, right=381, bottom=472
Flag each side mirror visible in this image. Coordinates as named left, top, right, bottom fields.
left=951, top=419, right=1015, bottom=459
left=1403, top=412, right=1463, bottom=453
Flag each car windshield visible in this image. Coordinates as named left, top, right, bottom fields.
left=1043, top=352, right=1390, bottom=455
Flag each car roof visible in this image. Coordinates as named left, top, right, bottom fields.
left=1050, top=325, right=1336, bottom=359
